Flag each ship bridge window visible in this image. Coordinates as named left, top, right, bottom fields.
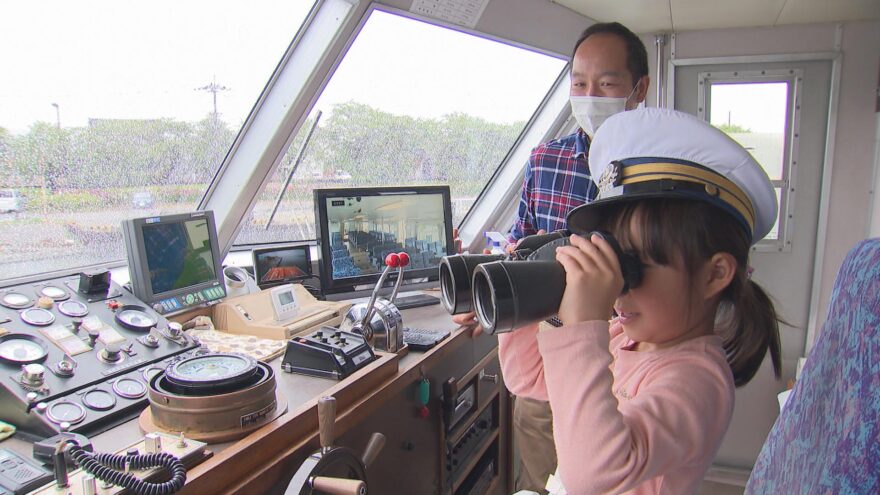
left=232, top=8, right=567, bottom=246
left=700, top=71, right=800, bottom=249
left=0, top=0, right=315, bottom=283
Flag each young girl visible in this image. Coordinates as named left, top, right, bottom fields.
left=501, top=107, right=782, bottom=495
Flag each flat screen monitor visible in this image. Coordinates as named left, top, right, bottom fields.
left=252, top=244, right=312, bottom=289
left=122, top=210, right=226, bottom=315
left=314, top=185, right=454, bottom=295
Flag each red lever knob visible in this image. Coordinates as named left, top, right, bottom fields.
left=385, top=253, right=400, bottom=267
left=397, top=252, right=410, bottom=267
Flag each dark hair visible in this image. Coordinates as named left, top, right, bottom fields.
left=572, top=22, right=649, bottom=83
left=598, top=199, right=782, bottom=387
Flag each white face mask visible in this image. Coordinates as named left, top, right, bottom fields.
left=570, top=82, right=639, bottom=137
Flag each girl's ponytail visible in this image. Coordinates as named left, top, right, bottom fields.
left=718, top=272, right=782, bottom=387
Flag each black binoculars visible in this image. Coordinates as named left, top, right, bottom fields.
left=439, top=230, right=643, bottom=334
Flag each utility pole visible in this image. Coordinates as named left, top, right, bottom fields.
left=195, top=76, right=230, bottom=120
left=51, top=102, right=60, bottom=128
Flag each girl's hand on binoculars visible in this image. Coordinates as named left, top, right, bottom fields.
left=555, top=233, right=623, bottom=325
left=452, top=311, right=484, bottom=337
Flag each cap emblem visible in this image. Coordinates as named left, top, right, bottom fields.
left=597, top=160, right=623, bottom=193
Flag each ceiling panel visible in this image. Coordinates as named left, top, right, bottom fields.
left=671, top=0, right=786, bottom=31
left=553, top=0, right=672, bottom=33
left=777, top=0, right=880, bottom=25
left=553, top=0, right=880, bottom=33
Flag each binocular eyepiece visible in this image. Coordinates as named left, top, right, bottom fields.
left=439, top=230, right=642, bottom=335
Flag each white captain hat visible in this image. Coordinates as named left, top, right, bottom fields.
left=566, top=107, right=777, bottom=244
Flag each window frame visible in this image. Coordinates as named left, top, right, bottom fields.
left=697, top=69, right=803, bottom=252
left=200, top=0, right=358, bottom=255
left=0, top=0, right=332, bottom=288
left=221, top=0, right=572, bottom=254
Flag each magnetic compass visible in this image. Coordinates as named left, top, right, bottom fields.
left=0, top=334, right=49, bottom=365
left=1, top=292, right=33, bottom=310
left=164, top=353, right=260, bottom=395
left=146, top=354, right=282, bottom=442
left=114, top=305, right=157, bottom=331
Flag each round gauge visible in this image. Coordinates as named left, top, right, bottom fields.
left=1, top=292, right=33, bottom=309
left=0, top=334, right=49, bottom=364
left=82, top=389, right=116, bottom=411
left=57, top=300, right=89, bottom=318
left=20, top=308, right=55, bottom=326
left=46, top=401, right=86, bottom=425
left=166, top=353, right=259, bottom=390
left=112, top=378, right=146, bottom=399
left=37, top=285, right=68, bottom=301
left=142, top=366, right=164, bottom=383
left=115, top=305, right=157, bottom=331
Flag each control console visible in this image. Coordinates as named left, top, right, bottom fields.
left=150, top=285, right=226, bottom=316
left=281, top=327, right=375, bottom=379
left=0, top=274, right=200, bottom=438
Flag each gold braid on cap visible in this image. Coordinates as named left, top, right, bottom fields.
left=606, top=161, right=756, bottom=236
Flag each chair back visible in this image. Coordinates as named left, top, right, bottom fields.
left=746, top=238, right=880, bottom=494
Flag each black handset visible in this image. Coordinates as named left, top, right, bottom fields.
left=0, top=449, right=53, bottom=495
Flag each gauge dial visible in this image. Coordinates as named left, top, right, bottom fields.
left=20, top=308, right=55, bottom=326
left=58, top=300, right=89, bottom=317
left=113, top=378, right=147, bottom=399
left=166, top=353, right=258, bottom=388
left=115, top=306, right=157, bottom=331
left=46, top=401, right=86, bottom=425
left=82, top=389, right=116, bottom=411
left=1, top=292, right=32, bottom=309
left=142, top=366, right=164, bottom=383
left=0, top=335, right=49, bottom=364
left=38, top=285, right=68, bottom=300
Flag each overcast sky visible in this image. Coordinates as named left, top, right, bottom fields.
left=0, top=1, right=566, bottom=135
left=709, top=82, right=788, bottom=134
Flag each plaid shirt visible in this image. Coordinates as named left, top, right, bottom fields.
left=508, top=129, right=598, bottom=242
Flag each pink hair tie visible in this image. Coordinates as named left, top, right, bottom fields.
left=747, top=265, right=755, bottom=279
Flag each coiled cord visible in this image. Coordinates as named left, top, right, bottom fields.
left=68, top=444, right=186, bottom=495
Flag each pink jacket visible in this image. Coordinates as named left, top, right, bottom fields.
left=499, top=320, right=735, bottom=495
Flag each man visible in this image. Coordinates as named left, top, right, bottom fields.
left=454, top=22, right=650, bottom=493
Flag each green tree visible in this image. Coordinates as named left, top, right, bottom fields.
left=78, top=118, right=191, bottom=189
left=717, top=123, right=752, bottom=134
left=10, top=122, right=67, bottom=188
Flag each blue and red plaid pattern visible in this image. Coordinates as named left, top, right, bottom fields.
left=508, top=129, right=598, bottom=242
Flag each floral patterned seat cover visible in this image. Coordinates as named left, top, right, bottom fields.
left=746, top=238, right=880, bottom=494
